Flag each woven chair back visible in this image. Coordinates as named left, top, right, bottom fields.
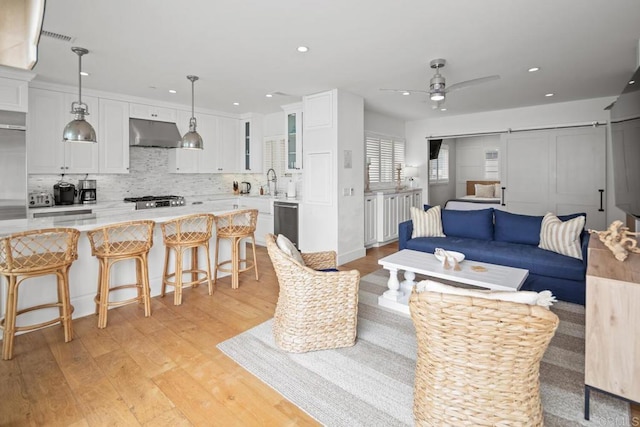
left=214, top=209, right=258, bottom=238
left=409, top=290, right=559, bottom=426
left=87, top=220, right=155, bottom=257
left=161, top=213, right=214, bottom=245
left=0, top=228, right=80, bottom=274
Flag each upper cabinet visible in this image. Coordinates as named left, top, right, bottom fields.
left=98, top=99, right=130, bottom=174
left=303, top=91, right=333, bottom=130
left=129, top=103, right=176, bottom=123
left=28, top=88, right=99, bottom=174
left=169, top=112, right=239, bottom=174
left=282, top=102, right=303, bottom=171
left=240, top=113, right=263, bottom=174
left=0, top=77, right=29, bottom=112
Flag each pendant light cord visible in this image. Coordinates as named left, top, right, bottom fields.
left=78, top=52, right=83, bottom=106
left=191, top=78, right=195, bottom=118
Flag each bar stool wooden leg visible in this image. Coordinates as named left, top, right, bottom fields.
left=214, top=236, right=220, bottom=284
left=60, top=268, right=73, bottom=342
left=204, top=242, right=214, bottom=295
left=232, top=237, right=240, bottom=290
left=174, top=248, right=183, bottom=306
left=161, top=246, right=170, bottom=298
left=2, top=276, right=18, bottom=360
left=142, top=255, right=151, bottom=317
left=191, top=247, right=199, bottom=287
left=251, top=235, right=259, bottom=280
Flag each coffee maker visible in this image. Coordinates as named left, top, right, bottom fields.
left=78, top=179, right=97, bottom=204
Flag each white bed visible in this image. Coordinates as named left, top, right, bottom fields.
left=444, top=181, right=503, bottom=211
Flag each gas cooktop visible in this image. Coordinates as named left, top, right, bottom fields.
left=124, top=195, right=186, bottom=210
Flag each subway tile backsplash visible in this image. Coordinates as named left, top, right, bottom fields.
left=28, top=147, right=300, bottom=202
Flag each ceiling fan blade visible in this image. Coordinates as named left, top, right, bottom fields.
left=446, top=75, right=500, bottom=93
left=380, top=88, right=429, bottom=94
left=271, top=91, right=298, bottom=97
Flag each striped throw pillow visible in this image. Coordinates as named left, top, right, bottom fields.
left=411, top=205, right=445, bottom=238
left=538, top=213, right=585, bottom=259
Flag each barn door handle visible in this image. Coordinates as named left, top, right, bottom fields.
left=598, top=189, right=604, bottom=212
left=501, top=187, right=506, bottom=206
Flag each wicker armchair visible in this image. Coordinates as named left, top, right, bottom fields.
left=409, top=289, right=559, bottom=426
left=265, top=233, right=360, bottom=353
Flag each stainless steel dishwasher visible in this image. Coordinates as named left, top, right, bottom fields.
left=274, top=201, right=299, bottom=247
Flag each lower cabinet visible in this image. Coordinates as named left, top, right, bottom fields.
left=365, top=189, right=422, bottom=247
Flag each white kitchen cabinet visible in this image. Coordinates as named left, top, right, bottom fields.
left=238, top=196, right=274, bottom=246
left=98, top=98, right=130, bottom=174
left=240, top=113, right=264, bottom=173
left=215, top=116, right=240, bottom=173
left=369, top=189, right=422, bottom=246
left=303, top=92, right=333, bottom=130
left=364, top=195, right=377, bottom=247
left=28, top=88, right=99, bottom=174
left=169, top=110, right=200, bottom=173
left=0, top=76, right=29, bottom=112
left=129, top=102, right=176, bottom=123
left=282, top=102, right=303, bottom=171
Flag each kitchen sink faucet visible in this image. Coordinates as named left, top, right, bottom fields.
left=266, top=168, right=278, bottom=196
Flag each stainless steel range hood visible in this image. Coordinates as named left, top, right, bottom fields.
left=129, top=118, right=181, bottom=148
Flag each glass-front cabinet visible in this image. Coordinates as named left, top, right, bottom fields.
left=282, top=102, right=303, bottom=172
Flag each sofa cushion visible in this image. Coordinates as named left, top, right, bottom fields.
left=495, top=210, right=587, bottom=246
left=441, top=208, right=494, bottom=241
left=405, top=236, right=585, bottom=282
left=411, top=205, right=445, bottom=238
left=539, top=213, right=585, bottom=260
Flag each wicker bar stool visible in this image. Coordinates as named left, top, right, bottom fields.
left=86, top=220, right=155, bottom=328
left=161, top=213, right=215, bottom=305
left=409, top=289, right=559, bottom=426
left=213, top=209, right=259, bottom=290
left=0, top=228, right=80, bottom=360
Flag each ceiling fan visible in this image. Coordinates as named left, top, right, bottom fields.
left=381, top=58, right=500, bottom=108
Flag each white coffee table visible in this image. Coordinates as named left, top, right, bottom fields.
left=378, top=249, right=529, bottom=315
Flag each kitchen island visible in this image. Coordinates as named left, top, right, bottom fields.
left=0, top=198, right=261, bottom=330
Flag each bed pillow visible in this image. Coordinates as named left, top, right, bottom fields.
left=494, top=183, right=501, bottom=198
left=416, top=280, right=556, bottom=308
left=411, top=205, right=445, bottom=238
left=441, top=208, right=494, bottom=240
left=538, top=213, right=585, bottom=259
left=276, top=234, right=305, bottom=265
left=475, top=183, right=495, bottom=198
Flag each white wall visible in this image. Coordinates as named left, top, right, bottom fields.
left=364, top=110, right=405, bottom=139
left=428, top=139, right=456, bottom=207
left=406, top=97, right=625, bottom=225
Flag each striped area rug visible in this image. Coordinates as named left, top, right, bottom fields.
left=217, top=269, right=630, bottom=426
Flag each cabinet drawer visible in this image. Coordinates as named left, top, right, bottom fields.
left=129, top=103, right=177, bottom=122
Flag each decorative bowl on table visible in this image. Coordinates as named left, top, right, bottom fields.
left=434, top=249, right=465, bottom=263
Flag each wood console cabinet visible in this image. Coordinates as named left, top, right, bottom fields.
left=584, top=237, right=640, bottom=419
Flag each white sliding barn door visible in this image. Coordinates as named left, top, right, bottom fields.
left=502, top=127, right=606, bottom=229
left=552, top=127, right=606, bottom=229
left=502, top=133, right=550, bottom=215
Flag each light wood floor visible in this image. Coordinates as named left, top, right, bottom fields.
left=1, top=243, right=638, bottom=426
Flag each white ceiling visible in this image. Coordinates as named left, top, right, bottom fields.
left=31, top=0, right=640, bottom=122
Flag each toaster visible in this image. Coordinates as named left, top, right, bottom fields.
left=29, top=192, right=54, bottom=208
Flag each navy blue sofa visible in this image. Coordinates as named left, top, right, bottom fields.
left=398, top=207, right=589, bottom=305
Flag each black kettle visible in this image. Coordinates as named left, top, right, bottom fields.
left=240, top=182, right=251, bottom=194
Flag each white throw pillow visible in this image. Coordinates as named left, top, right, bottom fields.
left=538, top=213, right=585, bottom=260
left=475, top=183, right=495, bottom=198
left=276, top=234, right=305, bottom=265
left=416, top=280, right=556, bottom=308
left=494, top=183, right=501, bottom=198
left=411, top=205, right=445, bottom=238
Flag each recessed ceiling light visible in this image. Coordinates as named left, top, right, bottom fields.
left=528, top=67, right=540, bottom=72
left=233, top=102, right=240, bottom=106
left=80, top=71, right=89, bottom=76
left=265, top=93, right=273, bottom=98
left=545, top=93, right=554, bottom=97
left=402, top=91, right=410, bottom=96
left=297, top=46, right=309, bottom=53
left=629, top=80, right=636, bottom=85
left=168, top=89, right=177, bottom=94
left=440, top=108, right=447, bottom=111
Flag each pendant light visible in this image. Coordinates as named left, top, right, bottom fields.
left=62, top=47, right=96, bottom=143
left=179, top=75, right=203, bottom=149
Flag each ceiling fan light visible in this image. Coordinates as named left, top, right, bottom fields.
left=430, top=92, right=445, bottom=102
